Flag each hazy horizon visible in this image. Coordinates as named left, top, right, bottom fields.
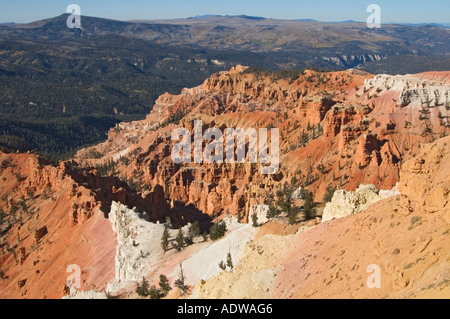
left=1, top=0, right=449, bottom=24
left=2, top=12, right=450, bottom=26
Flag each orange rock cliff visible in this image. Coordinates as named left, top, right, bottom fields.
left=1, top=66, right=449, bottom=299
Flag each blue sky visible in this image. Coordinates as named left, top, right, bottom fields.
left=0, top=0, right=449, bottom=24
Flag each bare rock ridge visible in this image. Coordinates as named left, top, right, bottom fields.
left=109, top=202, right=166, bottom=283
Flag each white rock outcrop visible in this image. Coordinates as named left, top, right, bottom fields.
left=322, top=183, right=400, bottom=222
left=248, top=204, right=269, bottom=225
left=63, top=288, right=107, bottom=299
left=365, top=74, right=449, bottom=92
left=364, top=74, right=450, bottom=121
left=109, top=202, right=166, bottom=282
left=398, top=87, right=449, bottom=111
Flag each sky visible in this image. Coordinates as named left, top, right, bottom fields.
left=0, top=0, right=449, bottom=24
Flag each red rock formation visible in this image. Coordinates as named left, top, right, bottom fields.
left=75, top=67, right=449, bottom=218
left=0, top=148, right=212, bottom=298
left=196, top=136, right=450, bottom=299
left=0, top=153, right=180, bottom=299
left=0, top=152, right=117, bottom=299
left=1, top=66, right=449, bottom=299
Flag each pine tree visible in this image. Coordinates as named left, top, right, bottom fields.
left=288, top=208, right=298, bottom=225
left=174, top=264, right=188, bottom=296
left=148, top=285, right=162, bottom=299
left=323, top=186, right=336, bottom=203
left=189, top=221, right=201, bottom=238
left=226, top=251, right=233, bottom=272
left=218, top=260, right=227, bottom=271
left=305, top=171, right=312, bottom=186
left=175, top=229, right=184, bottom=252
left=209, top=221, right=227, bottom=241
left=291, top=175, right=298, bottom=187
left=304, top=191, right=317, bottom=220
left=267, top=205, right=281, bottom=219
left=159, top=274, right=171, bottom=297
left=161, top=226, right=170, bottom=253
left=277, top=184, right=293, bottom=213
left=252, top=213, right=259, bottom=227
left=136, top=277, right=150, bottom=297
left=184, top=233, right=193, bottom=246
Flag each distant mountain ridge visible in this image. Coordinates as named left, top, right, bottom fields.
left=2, top=13, right=449, bottom=60
left=188, top=14, right=266, bottom=20
left=393, top=22, right=450, bottom=28
left=0, top=22, right=19, bottom=26
left=173, top=14, right=450, bottom=27
left=3, top=13, right=449, bottom=28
